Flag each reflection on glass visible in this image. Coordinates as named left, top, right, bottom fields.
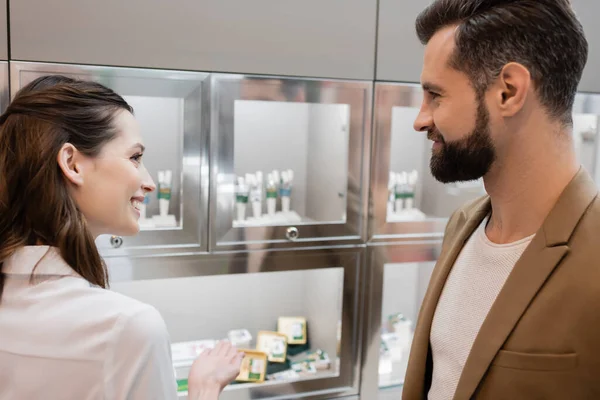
left=110, top=268, right=344, bottom=392
left=573, top=113, right=597, bottom=174
left=572, top=92, right=600, bottom=181
left=379, top=262, right=435, bottom=390
left=386, top=106, right=485, bottom=223
left=123, top=95, right=184, bottom=230
left=231, top=100, right=350, bottom=227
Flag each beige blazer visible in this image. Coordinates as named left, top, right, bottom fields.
left=402, top=168, right=600, bottom=399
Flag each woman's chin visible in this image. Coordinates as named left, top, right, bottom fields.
left=125, top=222, right=141, bottom=236
left=108, top=222, right=140, bottom=237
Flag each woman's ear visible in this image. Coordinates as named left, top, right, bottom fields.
left=57, top=143, right=84, bottom=186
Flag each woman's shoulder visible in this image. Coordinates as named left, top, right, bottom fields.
left=83, top=286, right=170, bottom=342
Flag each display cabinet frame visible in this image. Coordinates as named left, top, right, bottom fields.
left=209, top=73, right=372, bottom=252
left=0, top=61, right=8, bottom=111
left=106, top=246, right=367, bottom=400
left=360, top=241, right=442, bottom=399
left=369, top=82, right=453, bottom=243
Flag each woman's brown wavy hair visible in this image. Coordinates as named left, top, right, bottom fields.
left=0, top=75, right=133, bottom=302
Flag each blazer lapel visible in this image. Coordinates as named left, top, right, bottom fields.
left=453, top=168, right=598, bottom=400
left=403, top=197, right=490, bottom=399
left=451, top=239, right=568, bottom=400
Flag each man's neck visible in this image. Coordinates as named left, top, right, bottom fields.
left=483, top=128, right=579, bottom=244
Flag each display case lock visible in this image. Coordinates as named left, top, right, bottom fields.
left=286, top=227, right=299, bottom=241
left=110, top=235, right=124, bottom=248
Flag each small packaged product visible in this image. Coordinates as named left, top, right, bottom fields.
left=228, top=329, right=253, bottom=348
left=171, top=340, right=216, bottom=367
left=256, top=331, right=288, bottom=363
left=290, top=360, right=317, bottom=376
left=235, top=350, right=268, bottom=383
left=267, top=369, right=300, bottom=381
left=277, top=317, right=307, bottom=345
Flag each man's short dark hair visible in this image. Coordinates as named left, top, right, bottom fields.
left=416, top=0, right=588, bottom=125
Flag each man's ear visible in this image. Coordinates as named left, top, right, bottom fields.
left=57, top=143, right=84, bottom=186
left=494, top=62, right=531, bottom=118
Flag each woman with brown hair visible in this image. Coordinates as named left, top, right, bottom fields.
left=0, top=75, right=242, bottom=400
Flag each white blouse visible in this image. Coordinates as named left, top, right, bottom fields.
left=0, top=246, right=178, bottom=400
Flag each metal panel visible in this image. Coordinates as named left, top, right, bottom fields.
left=0, top=62, right=8, bottom=110
left=360, top=242, right=441, bottom=400
left=377, top=0, right=600, bottom=93
left=210, top=74, right=372, bottom=251
left=376, top=0, right=427, bottom=83
left=0, top=0, right=6, bottom=60
left=572, top=0, right=600, bottom=93
left=9, top=0, right=376, bottom=80
left=10, top=62, right=210, bottom=256
left=106, top=247, right=366, bottom=399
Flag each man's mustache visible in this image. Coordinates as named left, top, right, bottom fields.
left=427, top=129, right=445, bottom=143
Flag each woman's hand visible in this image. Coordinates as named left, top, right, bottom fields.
left=187, top=341, right=244, bottom=400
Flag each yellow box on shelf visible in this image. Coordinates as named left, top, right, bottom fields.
left=277, top=317, right=307, bottom=345
left=256, top=331, right=288, bottom=363
left=235, top=350, right=268, bottom=383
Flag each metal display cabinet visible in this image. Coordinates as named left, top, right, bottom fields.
left=209, top=74, right=372, bottom=252
left=360, top=241, right=442, bottom=399
left=369, top=82, right=487, bottom=242
left=369, top=84, right=600, bottom=245
left=10, top=62, right=211, bottom=257
left=106, top=247, right=366, bottom=399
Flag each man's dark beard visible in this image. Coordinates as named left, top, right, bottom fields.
left=429, top=98, right=496, bottom=183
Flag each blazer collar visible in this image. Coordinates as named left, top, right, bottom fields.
left=457, top=167, right=598, bottom=246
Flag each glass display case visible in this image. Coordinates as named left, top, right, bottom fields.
left=370, top=83, right=486, bottom=241
left=106, top=248, right=363, bottom=399
left=370, top=84, right=600, bottom=242
left=10, top=62, right=210, bottom=256
left=210, top=74, right=372, bottom=251
left=360, top=242, right=441, bottom=400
